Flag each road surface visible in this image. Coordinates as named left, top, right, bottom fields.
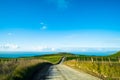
left=33, top=64, right=101, bottom=80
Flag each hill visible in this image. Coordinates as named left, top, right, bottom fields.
left=109, top=51, right=120, bottom=57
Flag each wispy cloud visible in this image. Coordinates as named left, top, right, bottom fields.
left=0, top=44, right=20, bottom=50
left=40, top=22, right=47, bottom=30
left=51, top=48, right=56, bottom=51
left=41, top=26, right=47, bottom=30
left=47, top=0, right=69, bottom=9
left=33, top=46, right=56, bottom=51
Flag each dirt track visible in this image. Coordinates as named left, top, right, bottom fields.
left=32, top=64, right=101, bottom=80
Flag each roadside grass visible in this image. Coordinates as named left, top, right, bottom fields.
left=1, top=52, right=119, bottom=80
left=9, top=59, right=47, bottom=80
left=0, top=58, right=47, bottom=80
left=0, top=53, right=65, bottom=80
left=64, top=56, right=120, bottom=80
left=0, top=59, right=18, bottom=80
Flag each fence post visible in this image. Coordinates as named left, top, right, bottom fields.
left=108, top=57, right=111, bottom=65
left=76, top=58, right=79, bottom=66
left=118, top=57, right=120, bottom=63
left=101, top=57, right=103, bottom=64
left=91, top=57, right=94, bottom=62
left=16, top=58, right=18, bottom=62
left=96, top=57, right=97, bottom=63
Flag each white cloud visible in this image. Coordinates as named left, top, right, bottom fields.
left=33, top=46, right=48, bottom=51
left=33, top=46, right=56, bottom=52
left=0, top=45, right=2, bottom=48
left=0, top=44, right=20, bottom=50
left=51, top=48, right=56, bottom=51
left=40, top=21, right=47, bottom=30
left=41, top=26, right=47, bottom=30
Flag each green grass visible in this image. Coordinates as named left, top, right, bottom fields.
left=109, top=51, right=120, bottom=57
left=0, top=58, right=47, bottom=80
left=9, top=61, right=49, bottom=80
left=1, top=52, right=119, bottom=80
left=0, top=53, right=66, bottom=80
left=33, top=52, right=73, bottom=64
left=64, top=52, right=120, bottom=80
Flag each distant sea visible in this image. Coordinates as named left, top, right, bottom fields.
left=0, top=51, right=116, bottom=58
left=0, top=52, right=54, bottom=58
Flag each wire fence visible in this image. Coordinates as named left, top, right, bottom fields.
left=64, top=56, right=120, bottom=80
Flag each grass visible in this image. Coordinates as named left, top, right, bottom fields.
left=64, top=55, right=120, bottom=80
left=0, top=53, right=64, bottom=80
left=36, top=55, right=61, bottom=64
left=0, top=58, right=47, bottom=80
left=0, top=59, right=18, bottom=80
left=109, top=51, right=120, bottom=57
left=1, top=52, right=119, bottom=80
left=33, top=52, right=73, bottom=64
left=9, top=59, right=47, bottom=80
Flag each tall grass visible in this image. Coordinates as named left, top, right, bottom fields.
left=64, top=56, right=120, bottom=80
left=0, top=58, right=46, bottom=80
left=0, top=59, right=18, bottom=80
left=0, top=54, right=63, bottom=80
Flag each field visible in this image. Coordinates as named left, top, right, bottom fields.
left=0, top=53, right=63, bottom=80
left=0, top=58, right=48, bottom=80
left=0, top=52, right=120, bottom=80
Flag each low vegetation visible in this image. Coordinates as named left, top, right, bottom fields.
left=64, top=52, right=120, bottom=80
left=0, top=53, right=64, bottom=80
left=109, top=51, right=120, bottom=57
left=0, top=58, right=48, bottom=80
left=0, top=52, right=120, bottom=80
left=36, top=54, right=62, bottom=64
left=33, top=52, right=73, bottom=64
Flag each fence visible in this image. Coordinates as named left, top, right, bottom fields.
left=66, top=56, right=120, bottom=63
left=64, top=56, right=120, bottom=79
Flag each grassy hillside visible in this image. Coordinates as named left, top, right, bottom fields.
left=33, top=52, right=74, bottom=64
left=0, top=53, right=66, bottom=80
left=0, top=58, right=48, bottom=80
left=109, top=51, right=120, bottom=57
left=64, top=52, right=120, bottom=80
left=0, top=52, right=119, bottom=80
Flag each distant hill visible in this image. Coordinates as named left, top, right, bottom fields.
left=33, top=52, right=75, bottom=57
left=109, top=51, right=120, bottom=57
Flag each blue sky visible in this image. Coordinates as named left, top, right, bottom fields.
left=0, top=0, right=120, bottom=51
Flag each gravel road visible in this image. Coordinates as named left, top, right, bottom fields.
left=33, top=64, right=101, bottom=80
